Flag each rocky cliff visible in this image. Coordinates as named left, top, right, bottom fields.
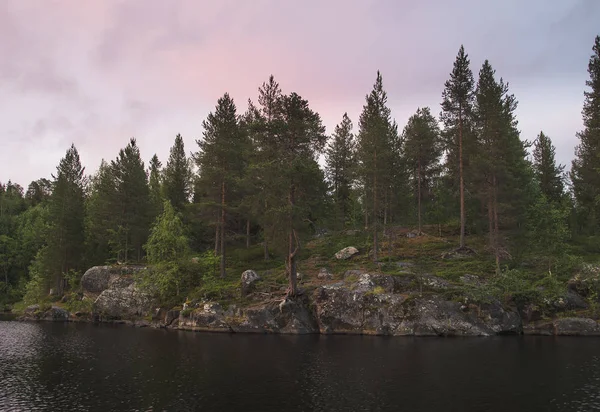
left=19, top=264, right=600, bottom=337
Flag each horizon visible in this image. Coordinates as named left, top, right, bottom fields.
left=1, top=1, right=599, bottom=187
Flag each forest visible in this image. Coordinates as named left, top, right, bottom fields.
left=1, top=36, right=599, bottom=312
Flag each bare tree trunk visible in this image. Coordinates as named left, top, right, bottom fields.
left=418, top=158, right=422, bottom=234
left=492, top=174, right=500, bottom=273
left=373, top=149, right=378, bottom=262
left=246, top=220, right=250, bottom=248
left=288, top=183, right=298, bottom=296
left=263, top=237, right=269, bottom=261
left=220, top=181, right=226, bottom=278
left=214, top=223, right=220, bottom=255
left=458, top=108, right=466, bottom=249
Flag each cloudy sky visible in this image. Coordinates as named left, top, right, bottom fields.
left=1, top=0, right=599, bottom=187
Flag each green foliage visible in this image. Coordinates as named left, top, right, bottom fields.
left=163, top=134, right=192, bottom=212
left=325, top=113, right=356, bottom=229
left=145, top=201, right=190, bottom=264
left=571, top=36, right=600, bottom=234
left=532, top=131, right=565, bottom=204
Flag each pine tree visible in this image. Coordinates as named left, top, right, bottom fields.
left=571, top=35, right=600, bottom=233
left=473, top=60, right=531, bottom=269
left=45, top=144, right=86, bottom=293
left=402, top=107, right=442, bottom=233
left=440, top=45, right=476, bottom=250
left=163, top=135, right=192, bottom=212
left=532, top=131, right=565, bottom=204
left=195, top=93, right=249, bottom=278
left=110, top=138, right=151, bottom=262
left=148, top=154, right=164, bottom=219
left=356, top=71, right=396, bottom=261
left=247, top=76, right=285, bottom=260
left=275, top=92, right=327, bottom=295
left=325, top=113, right=356, bottom=229
left=85, top=160, right=116, bottom=266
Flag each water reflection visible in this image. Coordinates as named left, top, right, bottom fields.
left=1, top=321, right=600, bottom=411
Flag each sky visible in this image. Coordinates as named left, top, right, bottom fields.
left=1, top=0, right=599, bottom=187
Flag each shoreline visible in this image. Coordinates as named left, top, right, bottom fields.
left=8, top=310, right=600, bottom=337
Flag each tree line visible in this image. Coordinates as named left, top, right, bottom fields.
left=1, top=36, right=599, bottom=304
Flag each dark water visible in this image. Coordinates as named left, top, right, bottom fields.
left=1, top=321, right=600, bottom=412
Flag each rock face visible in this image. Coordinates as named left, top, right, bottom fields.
left=524, top=318, right=600, bottom=336
left=177, top=297, right=318, bottom=334
left=94, top=283, right=153, bottom=319
left=317, top=268, right=333, bottom=280
left=241, top=270, right=260, bottom=296
left=81, top=265, right=146, bottom=297
left=20, top=305, right=69, bottom=322
left=312, top=274, right=520, bottom=336
left=335, top=246, right=359, bottom=260
left=81, top=265, right=153, bottom=320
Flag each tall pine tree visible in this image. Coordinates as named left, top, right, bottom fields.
left=402, top=107, right=442, bottom=233
left=163, top=135, right=192, bottom=212
left=325, top=113, right=356, bottom=229
left=45, top=144, right=86, bottom=293
left=356, top=71, right=396, bottom=261
left=571, top=35, right=600, bottom=233
left=440, top=45, right=475, bottom=250
left=195, top=93, right=249, bottom=278
left=532, top=131, right=565, bottom=204
left=110, top=138, right=151, bottom=262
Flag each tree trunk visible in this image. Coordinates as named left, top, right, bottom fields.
left=263, top=237, right=269, bottom=261
left=288, top=183, right=298, bottom=296
left=214, top=216, right=220, bottom=255
left=373, top=149, right=378, bottom=262
left=246, top=220, right=250, bottom=248
left=220, top=181, right=226, bottom=278
left=492, top=174, right=500, bottom=272
left=418, top=158, right=422, bottom=234
left=458, top=108, right=466, bottom=249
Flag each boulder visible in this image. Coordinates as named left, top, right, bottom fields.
left=317, top=268, right=333, bottom=280
left=335, top=247, right=359, bottom=260
left=81, top=265, right=146, bottom=297
left=94, top=283, right=153, bottom=319
left=524, top=317, right=600, bottom=336
left=241, top=270, right=260, bottom=297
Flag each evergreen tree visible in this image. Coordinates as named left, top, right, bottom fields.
left=473, top=60, right=531, bottom=268
left=325, top=113, right=356, bottom=229
left=25, top=178, right=52, bottom=206
left=163, top=135, right=192, bottom=212
left=571, top=35, right=600, bottom=233
left=440, top=45, right=476, bottom=249
left=356, top=71, right=396, bottom=261
left=44, top=144, right=86, bottom=293
left=148, top=154, right=164, bottom=219
left=195, top=93, right=249, bottom=278
left=110, top=138, right=151, bottom=262
left=274, top=91, right=327, bottom=295
left=85, top=160, right=116, bottom=266
left=402, top=107, right=442, bottom=233
left=246, top=76, right=284, bottom=260
left=532, top=131, right=565, bottom=204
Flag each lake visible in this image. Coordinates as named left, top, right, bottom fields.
left=1, top=319, right=600, bottom=411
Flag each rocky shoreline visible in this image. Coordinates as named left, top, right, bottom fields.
left=12, top=265, right=600, bottom=337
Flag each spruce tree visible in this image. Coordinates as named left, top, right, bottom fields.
left=325, top=113, right=356, bottom=229
left=532, top=131, right=565, bottom=204
left=148, top=154, right=164, bottom=219
left=402, top=107, right=442, bottom=233
left=571, top=35, right=600, bottom=233
left=440, top=45, right=475, bottom=250
left=110, top=138, right=151, bottom=262
left=195, top=93, right=249, bottom=278
left=85, top=160, right=116, bottom=266
left=45, top=144, right=86, bottom=293
left=473, top=60, right=531, bottom=268
left=356, top=71, right=396, bottom=261
left=163, top=135, right=192, bottom=212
